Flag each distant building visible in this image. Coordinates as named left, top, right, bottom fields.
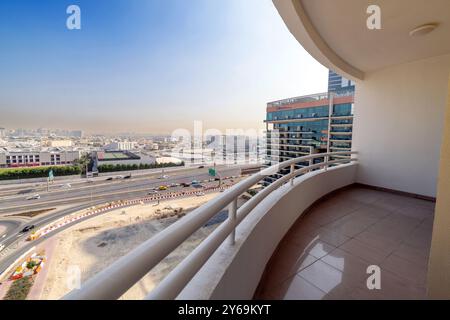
left=0, top=127, right=5, bottom=138
left=50, top=140, right=73, bottom=147
left=95, top=150, right=155, bottom=167
left=0, top=148, right=80, bottom=168
left=104, top=141, right=136, bottom=151
left=264, top=70, right=355, bottom=185
left=70, top=130, right=83, bottom=138
left=328, top=70, right=355, bottom=93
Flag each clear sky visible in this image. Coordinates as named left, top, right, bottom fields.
left=0, top=0, right=328, bottom=134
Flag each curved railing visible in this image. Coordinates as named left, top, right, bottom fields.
left=63, top=151, right=357, bottom=300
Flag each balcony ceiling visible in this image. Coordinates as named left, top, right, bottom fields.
left=273, top=0, right=450, bottom=80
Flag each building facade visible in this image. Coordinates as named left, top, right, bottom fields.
left=264, top=74, right=354, bottom=184
left=328, top=70, right=355, bottom=93
left=0, top=149, right=80, bottom=168
left=94, top=150, right=155, bottom=167
left=104, top=141, right=136, bottom=151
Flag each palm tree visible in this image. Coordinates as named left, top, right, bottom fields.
left=74, top=153, right=91, bottom=176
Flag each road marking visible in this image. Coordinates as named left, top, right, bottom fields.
left=0, top=179, right=236, bottom=212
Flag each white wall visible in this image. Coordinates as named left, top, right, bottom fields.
left=352, top=54, right=450, bottom=198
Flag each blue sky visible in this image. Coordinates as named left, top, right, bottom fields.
left=0, top=0, right=327, bottom=134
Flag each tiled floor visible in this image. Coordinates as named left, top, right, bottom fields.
left=255, top=186, right=435, bottom=300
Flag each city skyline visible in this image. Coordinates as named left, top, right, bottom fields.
left=0, top=0, right=328, bottom=134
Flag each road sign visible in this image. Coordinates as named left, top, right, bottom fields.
left=48, top=169, right=54, bottom=181
left=208, top=168, right=216, bottom=177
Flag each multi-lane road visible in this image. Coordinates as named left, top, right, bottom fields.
left=0, top=164, right=260, bottom=276
left=0, top=165, right=252, bottom=214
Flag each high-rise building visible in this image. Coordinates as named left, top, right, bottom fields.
left=264, top=71, right=354, bottom=185
left=328, top=70, right=355, bottom=93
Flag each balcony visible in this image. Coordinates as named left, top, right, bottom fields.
left=255, top=186, right=433, bottom=299
left=63, top=152, right=360, bottom=300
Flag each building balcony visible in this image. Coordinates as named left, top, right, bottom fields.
left=330, top=123, right=353, bottom=128
left=61, top=150, right=440, bottom=300
left=329, top=131, right=352, bottom=135
left=265, top=116, right=329, bottom=124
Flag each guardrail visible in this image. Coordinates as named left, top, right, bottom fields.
left=63, top=151, right=357, bottom=300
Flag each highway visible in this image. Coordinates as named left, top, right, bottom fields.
left=0, top=164, right=260, bottom=276
left=0, top=201, right=127, bottom=276
left=0, top=165, right=248, bottom=214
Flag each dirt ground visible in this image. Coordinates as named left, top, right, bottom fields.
left=40, top=193, right=222, bottom=300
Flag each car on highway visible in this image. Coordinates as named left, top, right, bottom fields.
left=148, top=190, right=158, bottom=195
left=26, top=194, right=41, bottom=200
left=158, top=185, right=168, bottom=190
left=124, top=175, right=132, bottom=179
left=196, top=192, right=205, bottom=196
left=21, top=225, right=35, bottom=233
left=62, top=183, right=72, bottom=189
left=181, top=182, right=191, bottom=187
left=169, top=183, right=180, bottom=187
left=106, top=177, right=114, bottom=181
left=193, top=184, right=203, bottom=189
left=159, top=175, right=169, bottom=179
left=198, top=165, right=205, bottom=169
left=0, top=244, right=5, bottom=252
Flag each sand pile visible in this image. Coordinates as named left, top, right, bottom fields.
left=40, top=193, right=221, bottom=300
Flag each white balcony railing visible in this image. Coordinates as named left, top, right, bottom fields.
left=63, top=151, right=357, bottom=300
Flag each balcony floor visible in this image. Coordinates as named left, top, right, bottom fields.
left=255, top=186, right=435, bottom=300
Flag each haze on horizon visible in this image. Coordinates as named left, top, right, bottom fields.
left=0, top=0, right=328, bottom=135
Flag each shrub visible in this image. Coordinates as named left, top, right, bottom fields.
left=97, top=162, right=184, bottom=173
left=4, top=276, right=34, bottom=300
left=0, top=166, right=81, bottom=181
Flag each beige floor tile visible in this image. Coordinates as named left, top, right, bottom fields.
left=306, top=239, right=336, bottom=259
left=380, top=254, right=427, bottom=287
left=350, top=270, right=426, bottom=300
left=340, top=239, right=388, bottom=264
left=297, top=260, right=349, bottom=294
left=392, top=243, right=429, bottom=270
left=270, top=275, right=327, bottom=300
left=394, top=205, right=434, bottom=221
left=306, top=227, right=351, bottom=247
left=257, top=186, right=434, bottom=300
left=264, top=249, right=318, bottom=286
left=354, top=230, right=402, bottom=254
left=323, top=213, right=377, bottom=237
left=321, top=248, right=373, bottom=288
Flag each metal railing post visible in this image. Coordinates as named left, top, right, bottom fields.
left=229, top=198, right=238, bottom=245
left=290, top=164, right=295, bottom=186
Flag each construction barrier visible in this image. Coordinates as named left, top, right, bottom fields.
left=30, top=186, right=229, bottom=240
